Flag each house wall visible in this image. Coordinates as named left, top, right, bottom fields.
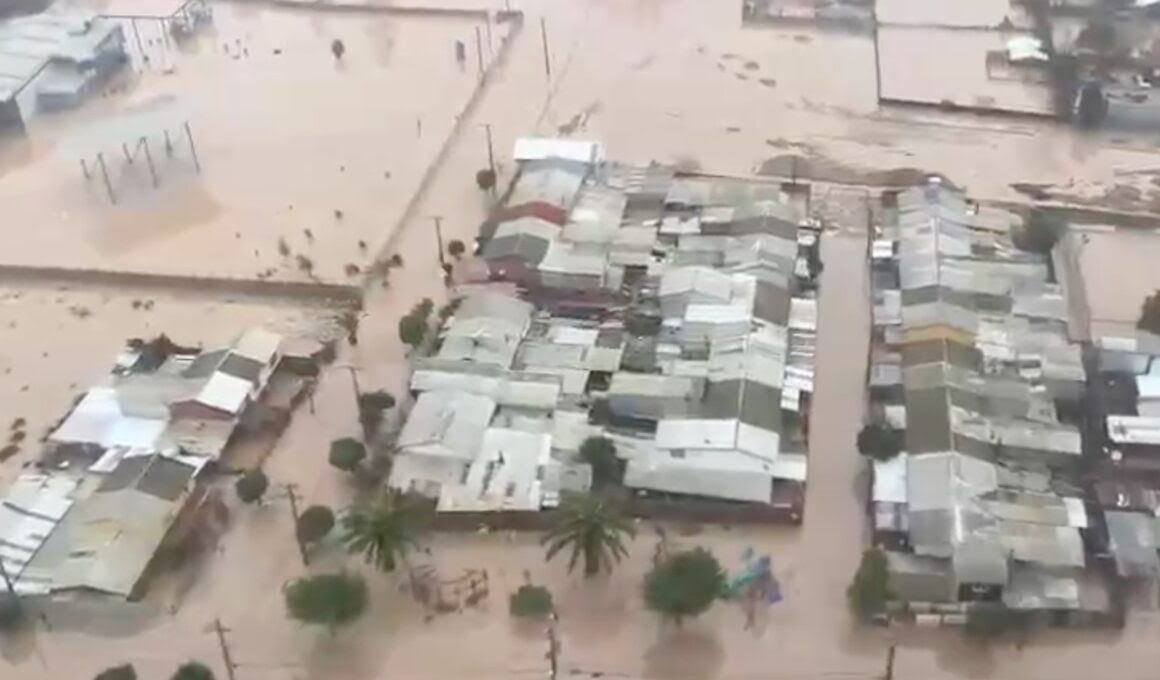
left=169, top=400, right=236, bottom=421
left=486, top=254, right=537, bottom=287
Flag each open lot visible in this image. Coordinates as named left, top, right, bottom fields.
left=1074, top=226, right=1160, bottom=339
left=0, top=2, right=501, bottom=282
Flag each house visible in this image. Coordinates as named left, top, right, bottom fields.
left=0, top=8, right=126, bottom=132
left=389, top=390, right=498, bottom=497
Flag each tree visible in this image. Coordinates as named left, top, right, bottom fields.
left=235, top=469, right=269, bottom=505
left=297, top=505, right=336, bottom=545
left=95, top=666, right=137, bottom=680
left=643, top=547, right=726, bottom=626
left=856, top=423, right=903, bottom=462
left=338, top=309, right=360, bottom=346
left=1015, top=210, right=1065, bottom=255
left=542, top=494, right=634, bottom=577
left=398, top=314, right=426, bottom=348
left=329, top=438, right=367, bottom=473
left=171, top=661, right=216, bottom=680
left=475, top=168, right=497, bottom=192
left=341, top=492, right=421, bottom=573
left=1076, top=81, right=1108, bottom=129
left=1139, top=290, right=1160, bottom=336
left=284, top=572, right=367, bottom=634
left=847, top=548, right=892, bottom=621
left=578, top=436, right=622, bottom=488
left=330, top=38, right=345, bottom=60
left=0, top=592, right=22, bottom=631
left=357, top=391, right=396, bottom=439
left=448, top=239, right=467, bottom=259
left=509, top=584, right=554, bottom=618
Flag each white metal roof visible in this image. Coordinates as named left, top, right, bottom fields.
left=873, top=453, right=909, bottom=503
left=656, top=418, right=738, bottom=450
left=50, top=387, right=167, bottom=450
left=196, top=372, right=251, bottom=414
left=436, top=428, right=552, bottom=512
left=513, top=137, right=604, bottom=164
left=0, top=474, right=77, bottom=595
left=1107, top=415, right=1160, bottom=445
left=232, top=328, right=282, bottom=364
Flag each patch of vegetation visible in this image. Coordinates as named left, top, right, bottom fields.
left=297, top=505, right=336, bottom=545
left=543, top=495, right=633, bottom=577
left=448, top=239, right=466, bottom=259
left=578, top=436, right=623, bottom=488
left=170, top=661, right=216, bottom=680
left=856, top=423, right=904, bottom=462
left=1138, top=290, right=1160, bottom=336
left=235, top=469, right=269, bottom=505
left=95, top=665, right=137, bottom=680
left=357, top=391, right=396, bottom=439
left=284, top=572, right=367, bottom=634
left=509, top=584, right=554, bottom=618
left=643, top=547, right=726, bottom=626
left=847, top=548, right=892, bottom=621
left=329, top=438, right=367, bottom=473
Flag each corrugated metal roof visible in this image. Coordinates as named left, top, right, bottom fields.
left=196, top=372, right=251, bottom=414
left=873, top=453, right=909, bottom=503
left=397, top=391, right=497, bottom=460
left=513, top=137, right=603, bottom=164
left=1107, top=415, right=1160, bottom=445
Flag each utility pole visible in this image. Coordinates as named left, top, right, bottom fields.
left=883, top=643, right=896, bottom=680
left=540, top=18, right=551, bottom=78
left=212, top=618, right=238, bottom=680
left=284, top=482, right=308, bottom=566
left=546, top=611, right=560, bottom=680
left=482, top=123, right=497, bottom=199
left=474, top=25, right=484, bottom=78
left=432, top=216, right=447, bottom=269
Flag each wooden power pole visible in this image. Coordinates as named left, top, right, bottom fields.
left=283, top=483, right=308, bottom=566
left=212, top=618, right=238, bottom=680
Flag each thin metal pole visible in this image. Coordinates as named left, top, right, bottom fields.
left=184, top=122, right=201, bottom=172
left=474, top=25, right=484, bottom=78
left=122, top=142, right=134, bottom=164
left=484, top=11, right=493, bottom=58
left=131, top=19, right=146, bottom=64
left=163, top=129, right=174, bottom=156
left=547, top=611, right=559, bottom=680
left=540, top=18, right=551, bottom=78
left=284, top=483, right=308, bottom=566
left=79, top=158, right=90, bottom=179
left=141, top=137, right=159, bottom=187
left=483, top=123, right=496, bottom=178
left=433, top=216, right=447, bottom=269
left=97, top=152, right=116, bottom=204
left=344, top=365, right=362, bottom=400
left=212, top=618, right=238, bottom=680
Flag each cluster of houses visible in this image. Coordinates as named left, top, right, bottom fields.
left=388, top=139, right=821, bottom=522
left=0, top=328, right=307, bottom=604
left=867, top=178, right=1160, bottom=626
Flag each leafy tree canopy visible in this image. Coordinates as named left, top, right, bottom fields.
left=329, top=438, right=367, bottom=473
left=847, top=548, right=893, bottom=620
left=509, top=584, right=554, bottom=618
left=284, top=572, right=367, bottom=633
left=856, top=423, right=904, bottom=462
left=297, top=505, right=336, bottom=545
left=643, top=547, right=726, bottom=625
left=235, top=469, right=269, bottom=505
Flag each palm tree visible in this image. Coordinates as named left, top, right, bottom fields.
left=341, top=492, right=420, bottom=572
left=542, top=495, right=634, bottom=577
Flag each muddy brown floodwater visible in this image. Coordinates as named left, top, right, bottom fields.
left=5, top=0, right=1160, bottom=678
